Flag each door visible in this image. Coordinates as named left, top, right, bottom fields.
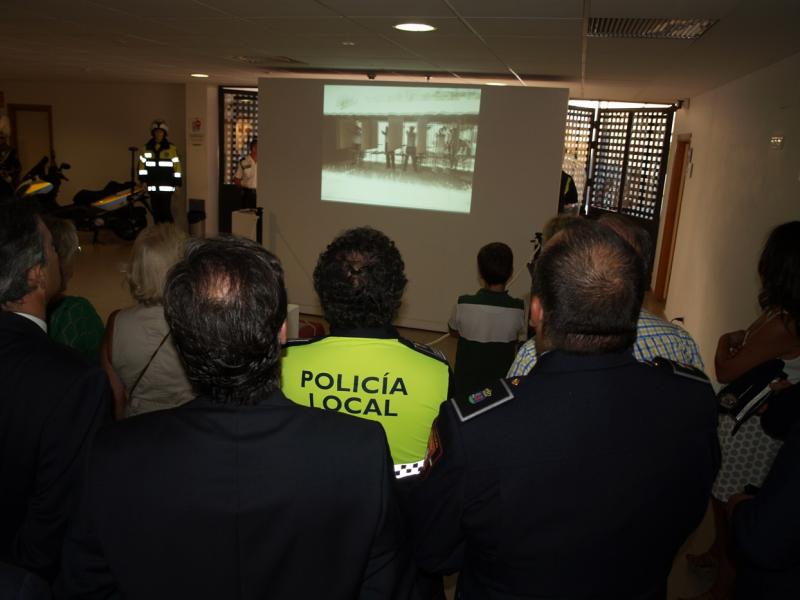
left=563, top=106, right=594, bottom=207
left=218, top=88, right=258, bottom=233
left=9, top=104, right=53, bottom=178
left=653, top=135, right=691, bottom=301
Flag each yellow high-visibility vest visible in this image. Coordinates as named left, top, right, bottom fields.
left=282, top=335, right=451, bottom=478
left=138, top=142, right=181, bottom=188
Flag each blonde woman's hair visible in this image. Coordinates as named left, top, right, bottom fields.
left=126, top=224, right=188, bottom=305
left=42, top=216, right=80, bottom=268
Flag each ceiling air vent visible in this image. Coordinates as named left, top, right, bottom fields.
left=587, top=18, right=717, bottom=40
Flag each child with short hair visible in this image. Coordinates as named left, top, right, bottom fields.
left=449, top=242, right=525, bottom=396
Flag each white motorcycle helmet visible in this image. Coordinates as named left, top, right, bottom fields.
left=150, top=119, right=169, bottom=136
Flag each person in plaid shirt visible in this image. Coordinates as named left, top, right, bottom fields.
left=509, top=213, right=704, bottom=377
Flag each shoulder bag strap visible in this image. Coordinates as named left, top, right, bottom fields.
left=128, top=331, right=171, bottom=400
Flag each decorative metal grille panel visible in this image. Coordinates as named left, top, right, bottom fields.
left=620, top=111, right=673, bottom=220
left=563, top=106, right=593, bottom=202
left=221, top=89, right=258, bottom=185
left=590, top=110, right=629, bottom=212
left=589, top=108, right=673, bottom=222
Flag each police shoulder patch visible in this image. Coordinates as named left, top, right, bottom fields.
left=399, top=338, right=449, bottom=365
left=420, top=419, right=444, bottom=477
left=450, top=378, right=515, bottom=423
left=648, top=356, right=709, bottom=384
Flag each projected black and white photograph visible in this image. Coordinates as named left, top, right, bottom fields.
left=321, top=85, right=481, bottom=214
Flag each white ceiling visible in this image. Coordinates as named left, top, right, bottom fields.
left=1, top=0, right=798, bottom=101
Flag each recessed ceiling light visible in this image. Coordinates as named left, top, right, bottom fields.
left=485, top=82, right=507, bottom=86
left=394, top=23, right=436, bottom=32
left=190, top=73, right=209, bottom=78
left=342, top=41, right=356, bottom=46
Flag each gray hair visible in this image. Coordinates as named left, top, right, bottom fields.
left=43, top=216, right=79, bottom=269
left=0, top=201, right=46, bottom=305
left=125, top=224, right=188, bottom=306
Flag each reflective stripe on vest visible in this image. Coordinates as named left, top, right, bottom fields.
left=394, top=459, right=424, bottom=479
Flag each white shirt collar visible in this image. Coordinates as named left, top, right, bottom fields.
left=14, top=312, right=48, bottom=333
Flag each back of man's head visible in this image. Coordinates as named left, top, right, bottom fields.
left=313, top=227, right=407, bottom=330
left=596, top=213, right=653, bottom=281
left=532, top=220, right=645, bottom=354
left=542, top=214, right=583, bottom=245
left=0, top=200, right=45, bottom=306
left=163, top=236, right=287, bottom=405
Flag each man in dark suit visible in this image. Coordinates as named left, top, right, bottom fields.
left=59, top=237, right=412, bottom=599
left=0, top=200, right=111, bottom=583
left=730, top=416, right=800, bottom=598
left=410, top=220, right=720, bottom=600
left=0, top=561, right=51, bottom=600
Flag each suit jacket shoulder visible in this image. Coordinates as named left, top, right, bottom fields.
left=0, top=312, right=111, bottom=581
left=66, top=390, right=409, bottom=599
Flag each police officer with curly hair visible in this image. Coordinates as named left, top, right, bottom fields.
left=282, top=227, right=452, bottom=481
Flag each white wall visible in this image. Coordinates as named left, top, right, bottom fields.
left=663, top=51, right=800, bottom=373
left=184, top=83, right=219, bottom=235
left=260, top=78, right=568, bottom=330
left=0, top=80, right=186, bottom=212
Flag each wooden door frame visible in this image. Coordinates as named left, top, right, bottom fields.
left=8, top=103, right=55, bottom=162
left=653, top=134, right=691, bottom=301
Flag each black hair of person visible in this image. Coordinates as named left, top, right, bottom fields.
left=532, top=219, right=645, bottom=353
left=313, top=227, right=407, bottom=330
left=758, top=221, right=800, bottom=327
left=477, top=242, right=514, bottom=286
left=163, top=236, right=287, bottom=405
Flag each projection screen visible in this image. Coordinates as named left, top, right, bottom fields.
left=259, top=78, right=568, bottom=331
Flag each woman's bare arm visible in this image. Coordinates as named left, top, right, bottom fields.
left=715, top=317, right=799, bottom=383
left=99, top=310, right=128, bottom=420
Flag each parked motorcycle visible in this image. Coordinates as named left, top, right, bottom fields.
left=64, top=180, right=150, bottom=241
left=16, top=156, right=68, bottom=212
left=17, top=155, right=151, bottom=241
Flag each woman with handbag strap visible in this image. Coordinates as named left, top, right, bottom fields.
left=100, top=224, right=194, bottom=420
left=683, top=221, right=800, bottom=600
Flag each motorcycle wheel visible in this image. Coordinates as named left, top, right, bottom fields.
left=114, top=226, right=139, bottom=241
left=111, top=207, right=147, bottom=241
